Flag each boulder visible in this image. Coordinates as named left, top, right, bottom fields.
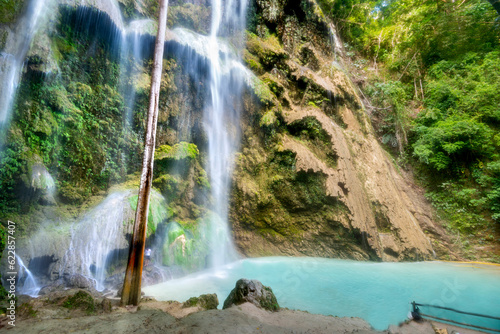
left=222, top=279, right=279, bottom=311
left=38, top=281, right=67, bottom=296
left=65, top=274, right=97, bottom=290
left=182, top=293, right=219, bottom=310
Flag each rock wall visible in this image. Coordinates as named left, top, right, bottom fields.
left=230, top=0, right=451, bottom=261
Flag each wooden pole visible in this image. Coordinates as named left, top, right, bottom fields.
left=120, top=0, right=169, bottom=306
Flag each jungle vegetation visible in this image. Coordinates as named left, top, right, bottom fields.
left=318, top=0, right=500, bottom=246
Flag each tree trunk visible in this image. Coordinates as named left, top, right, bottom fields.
left=120, top=0, right=169, bottom=306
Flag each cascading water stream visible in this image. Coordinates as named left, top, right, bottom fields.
left=0, top=0, right=254, bottom=291
left=15, top=256, right=41, bottom=297
left=204, top=0, right=248, bottom=268
left=59, top=191, right=135, bottom=290
left=0, top=0, right=48, bottom=142
left=120, top=19, right=155, bottom=126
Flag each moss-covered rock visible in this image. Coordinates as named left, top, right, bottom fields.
left=182, top=293, right=219, bottom=310
left=223, top=279, right=279, bottom=311
left=0, top=0, right=27, bottom=24
left=62, top=290, right=96, bottom=315
left=155, top=142, right=199, bottom=161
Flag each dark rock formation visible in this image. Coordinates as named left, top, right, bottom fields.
left=223, top=279, right=279, bottom=311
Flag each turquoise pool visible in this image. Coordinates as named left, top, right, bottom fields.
left=143, top=257, right=500, bottom=331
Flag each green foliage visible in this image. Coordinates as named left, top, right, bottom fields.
left=260, top=110, right=278, bottom=127
left=196, top=169, right=210, bottom=189
left=155, top=142, right=199, bottom=161
left=128, top=192, right=168, bottom=236
left=413, top=115, right=494, bottom=171
left=319, top=0, right=500, bottom=235
left=0, top=0, right=26, bottom=24
left=0, top=147, right=23, bottom=211
left=368, top=81, right=410, bottom=139
left=0, top=225, right=8, bottom=301
left=63, top=291, right=96, bottom=314
left=411, top=51, right=500, bottom=224
left=425, top=182, right=490, bottom=234
left=289, top=117, right=330, bottom=144
left=0, top=15, right=141, bottom=208
left=250, top=76, right=275, bottom=105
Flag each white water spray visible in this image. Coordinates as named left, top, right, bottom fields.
left=0, top=0, right=48, bottom=130
left=15, top=256, right=41, bottom=297
left=60, top=191, right=135, bottom=290
left=204, top=0, right=248, bottom=267
left=119, top=19, right=156, bottom=126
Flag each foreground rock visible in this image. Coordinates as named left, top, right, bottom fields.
left=223, top=278, right=279, bottom=311
left=2, top=299, right=384, bottom=334
left=182, top=293, right=219, bottom=310
left=0, top=287, right=469, bottom=334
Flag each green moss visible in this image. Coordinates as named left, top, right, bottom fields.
left=250, top=77, right=275, bottom=105
left=260, top=110, right=278, bottom=127
left=161, top=220, right=208, bottom=270
left=246, top=32, right=288, bottom=71
left=260, top=286, right=280, bottom=311
left=287, top=117, right=337, bottom=168
left=182, top=294, right=218, bottom=309
left=168, top=4, right=210, bottom=34
left=17, top=302, right=37, bottom=318
left=155, top=142, right=199, bottom=161
left=0, top=0, right=26, bottom=24
left=128, top=192, right=168, bottom=236
left=54, top=36, right=77, bottom=56
left=63, top=291, right=96, bottom=315
left=196, top=169, right=210, bottom=189
left=153, top=174, right=180, bottom=192
left=167, top=222, right=185, bottom=243
left=243, top=50, right=264, bottom=73
left=0, top=30, right=7, bottom=51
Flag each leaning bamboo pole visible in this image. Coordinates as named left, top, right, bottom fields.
left=120, top=0, right=169, bottom=306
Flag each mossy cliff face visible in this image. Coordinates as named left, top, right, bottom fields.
left=230, top=0, right=452, bottom=261
left=0, top=2, right=213, bottom=276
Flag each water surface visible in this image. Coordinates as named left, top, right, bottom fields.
left=143, top=257, right=500, bottom=331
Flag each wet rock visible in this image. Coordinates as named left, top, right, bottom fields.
left=182, top=293, right=219, bottom=310
left=62, top=290, right=96, bottom=314
left=101, top=297, right=112, bottom=313
left=142, top=265, right=169, bottom=286
left=38, top=281, right=67, bottom=296
left=223, top=279, right=279, bottom=311
left=65, top=274, right=97, bottom=290
left=16, top=294, right=34, bottom=306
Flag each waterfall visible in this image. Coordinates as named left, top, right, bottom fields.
left=0, top=0, right=49, bottom=143
left=59, top=191, right=136, bottom=290
left=15, top=256, right=41, bottom=297
left=0, top=0, right=253, bottom=289
left=120, top=19, right=156, bottom=127
left=204, top=0, right=248, bottom=267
